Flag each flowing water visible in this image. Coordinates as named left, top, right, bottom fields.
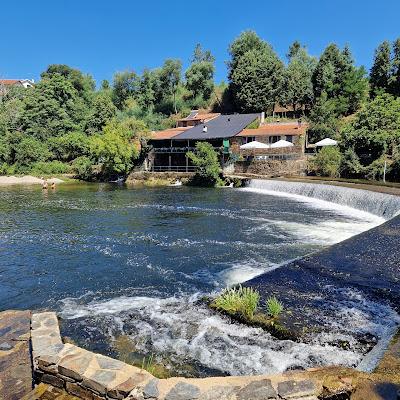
left=0, top=181, right=399, bottom=377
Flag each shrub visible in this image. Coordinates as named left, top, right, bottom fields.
left=14, top=137, right=52, bottom=166
left=308, top=146, right=342, bottom=178
left=0, top=163, right=15, bottom=175
left=31, top=161, right=71, bottom=175
left=72, top=156, right=94, bottom=180
left=364, top=155, right=390, bottom=181
left=266, top=296, right=283, bottom=318
left=187, top=142, right=224, bottom=187
left=214, top=285, right=260, bottom=320
left=48, top=131, right=90, bottom=162
left=340, top=148, right=364, bottom=178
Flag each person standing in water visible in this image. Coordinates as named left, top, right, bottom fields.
left=42, top=179, right=48, bottom=190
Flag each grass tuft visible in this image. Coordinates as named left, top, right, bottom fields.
left=141, top=353, right=156, bottom=375
left=214, top=285, right=260, bottom=320
left=266, top=296, right=284, bottom=318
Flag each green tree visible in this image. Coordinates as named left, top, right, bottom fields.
left=187, top=142, right=223, bottom=186
left=72, top=156, right=95, bottom=180
left=282, top=47, right=316, bottom=114
left=185, top=45, right=215, bottom=103
left=286, top=40, right=302, bottom=61
left=41, top=64, right=95, bottom=104
left=158, top=59, right=182, bottom=114
left=137, top=69, right=156, bottom=110
left=337, top=66, right=369, bottom=115
left=370, top=41, right=392, bottom=96
left=112, top=71, right=140, bottom=109
left=101, top=80, right=110, bottom=90
left=390, top=38, right=400, bottom=97
left=228, top=31, right=270, bottom=81
left=230, top=48, right=284, bottom=112
left=308, top=146, right=342, bottom=177
left=85, top=91, right=117, bottom=134
left=89, top=117, right=148, bottom=178
left=0, top=133, right=12, bottom=164
left=312, top=44, right=353, bottom=98
left=0, top=87, right=25, bottom=133
left=48, top=131, right=90, bottom=162
left=340, top=93, right=400, bottom=166
left=312, top=44, right=366, bottom=115
left=307, top=92, right=339, bottom=143
left=20, top=74, right=84, bottom=140
left=89, top=120, right=139, bottom=177
left=340, top=147, right=364, bottom=178
left=192, top=43, right=214, bottom=63
left=14, top=136, right=52, bottom=166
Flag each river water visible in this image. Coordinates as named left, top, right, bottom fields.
left=0, top=183, right=399, bottom=377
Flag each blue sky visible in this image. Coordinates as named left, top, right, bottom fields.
left=1, top=0, right=400, bottom=85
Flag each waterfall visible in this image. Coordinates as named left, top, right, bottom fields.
left=246, top=179, right=400, bottom=219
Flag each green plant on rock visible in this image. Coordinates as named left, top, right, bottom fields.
left=141, top=353, right=156, bottom=375
left=266, top=296, right=284, bottom=318
left=214, top=285, right=260, bottom=320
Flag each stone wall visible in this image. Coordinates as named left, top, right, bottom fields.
left=126, top=171, right=193, bottom=185
left=234, top=159, right=307, bottom=176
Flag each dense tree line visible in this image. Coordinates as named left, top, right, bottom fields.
left=1, top=32, right=400, bottom=181
left=225, top=31, right=400, bottom=181
left=0, top=44, right=216, bottom=179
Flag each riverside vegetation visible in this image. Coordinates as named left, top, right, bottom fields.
left=1, top=33, right=400, bottom=182
left=209, top=286, right=296, bottom=340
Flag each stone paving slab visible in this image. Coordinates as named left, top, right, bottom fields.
left=31, top=312, right=153, bottom=399
left=31, top=312, right=63, bottom=362
left=0, top=309, right=32, bottom=400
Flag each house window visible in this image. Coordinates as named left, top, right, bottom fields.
left=246, top=136, right=256, bottom=143
left=286, top=135, right=293, bottom=143
left=270, top=136, right=280, bottom=144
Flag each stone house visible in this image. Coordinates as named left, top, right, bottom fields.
left=147, top=112, right=308, bottom=175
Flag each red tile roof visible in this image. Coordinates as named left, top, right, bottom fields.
left=238, top=122, right=308, bottom=137
left=0, top=79, right=20, bottom=86
left=178, top=112, right=220, bottom=122
left=150, top=127, right=191, bottom=140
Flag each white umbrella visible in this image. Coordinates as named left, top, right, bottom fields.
left=240, top=141, right=270, bottom=149
left=270, top=139, right=294, bottom=148
left=315, top=138, right=338, bottom=146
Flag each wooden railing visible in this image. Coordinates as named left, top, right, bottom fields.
left=152, top=166, right=197, bottom=172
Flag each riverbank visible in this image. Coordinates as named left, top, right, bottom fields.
left=0, top=175, right=72, bottom=186
left=126, top=171, right=194, bottom=186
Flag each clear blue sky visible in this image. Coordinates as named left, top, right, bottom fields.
left=1, top=0, right=400, bottom=85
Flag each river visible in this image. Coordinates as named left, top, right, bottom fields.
left=0, top=182, right=399, bottom=377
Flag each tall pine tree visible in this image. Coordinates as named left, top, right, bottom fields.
left=390, top=38, right=400, bottom=97
left=228, top=31, right=284, bottom=112
left=370, top=41, right=392, bottom=96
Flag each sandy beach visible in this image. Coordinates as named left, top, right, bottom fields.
left=0, top=175, right=64, bottom=186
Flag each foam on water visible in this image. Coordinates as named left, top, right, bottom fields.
left=60, top=287, right=399, bottom=376
left=245, top=179, right=400, bottom=219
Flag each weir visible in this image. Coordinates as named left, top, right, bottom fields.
left=245, top=179, right=400, bottom=219
left=244, top=179, right=400, bottom=372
